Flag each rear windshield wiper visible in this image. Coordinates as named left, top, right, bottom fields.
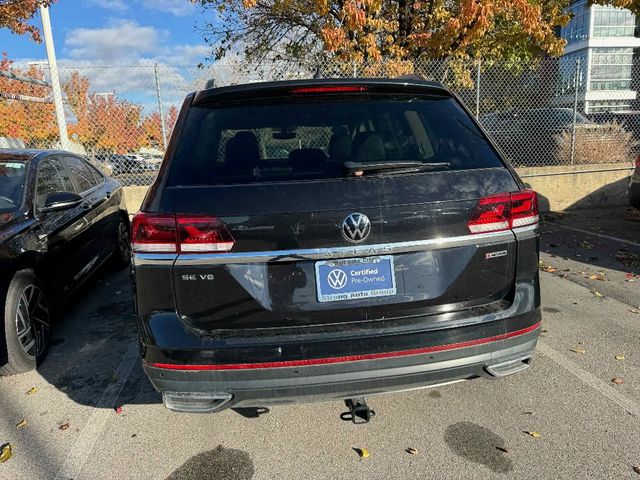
left=344, top=161, right=450, bottom=176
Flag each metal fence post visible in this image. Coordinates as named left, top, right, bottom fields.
left=353, top=60, right=358, bottom=78
left=570, top=58, right=580, bottom=166
left=475, top=60, right=481, bottom=119
left=154, top=63, right=168, bottom=151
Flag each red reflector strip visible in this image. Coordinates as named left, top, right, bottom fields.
left=146, top=322, right=541, bottom=371
left=291, top=86, right=368, bottom=94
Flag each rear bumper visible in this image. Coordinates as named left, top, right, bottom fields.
left=142, top=310, right=541, bottom=412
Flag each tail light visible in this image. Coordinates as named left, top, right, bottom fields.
left=290, top=85, right=368, bottom=94
left=468, top=190, right=538, bottom=234
left=132, top=213, right=235, bottom=253
left=131, top=213, right=177, bottom=253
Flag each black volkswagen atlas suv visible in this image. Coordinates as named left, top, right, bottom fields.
left=130, top=78, right=541, bottom=417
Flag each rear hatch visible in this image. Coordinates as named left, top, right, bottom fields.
left=140, top=81, right=532, bottom=332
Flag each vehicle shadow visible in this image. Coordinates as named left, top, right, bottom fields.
left=36, top=267, right=161, bottom=408
left=535, top=177, right=640, bottom=278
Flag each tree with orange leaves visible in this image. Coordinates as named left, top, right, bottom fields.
left=195, top=0, right=571, bottom=75
left=0, top=1, right=54, bottom=42
left=0, top=53, right=58, bottom=146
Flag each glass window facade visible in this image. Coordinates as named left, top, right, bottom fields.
left=561, top=0, right=590, bottom=44
left=592, top=5, right=636, bottom=37
left=590, top=47, right=634, bottom=90
left=588, top=99, right=632, bottom=112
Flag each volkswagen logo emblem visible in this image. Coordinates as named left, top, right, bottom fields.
left=327, top=269, right=348, bottom=290
left=342, top=213, right=371, bottom=243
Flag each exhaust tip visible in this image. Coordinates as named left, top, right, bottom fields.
left=484, top=356, right=532, bottom=378
left=162, top=391, right=233, bottom=413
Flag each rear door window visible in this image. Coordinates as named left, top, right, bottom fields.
left=36, top=158, right=76, bottom=209
left=63, top=156, right=101, bottom=193
left=168, top=96, right=504, bottom=186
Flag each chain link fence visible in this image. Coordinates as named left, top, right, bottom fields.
left=1, top=57, right=638, bottom=186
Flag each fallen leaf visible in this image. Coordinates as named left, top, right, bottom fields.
left=615, top=355, right=626, bottom=361
left=16, top=419, right=27, bottom=429
left=612, top=378, right=625, bottom=385
left=542, top=266, right=557, bottom=273
left=354, top=447, right=370, bottom=459
left=522, top=411, right=535, bottom=415
left=630, top=309, right=640, bottom=315
left=59, top=422, right=70, bottom=431
left=589, top=273, right=605, bottom=281
left=579, top=241, right=593, bottom=249
left=570, top=348, right=586, bottom=354
left=541, top=329, right=548, bottom=333
left=495, top=446, right=509, bottom=453
left=110, top=373, right=118, bottom=384
left=25, top=387, right=37, bottom=396
left=131, top=433, right=137, bottom=438
left=592, top=291, right=604, bottom=297
left=115, top=406, right=123, bottom=414
left=406, top=447, right=419, bottom=455
left=524, top=431, right=541, bottom=438
left=0, top=443, right=12, bottom=463
left=633, top=465, right=640, bottom=475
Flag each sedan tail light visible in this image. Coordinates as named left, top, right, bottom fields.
left=132, top=213, right=235, bottom=253
left=468, top=190, right=538, bottom=234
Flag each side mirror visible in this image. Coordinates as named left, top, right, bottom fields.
left=41, top=192, right=83, bottom=212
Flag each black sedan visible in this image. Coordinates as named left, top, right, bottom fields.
left=0, top=149, right=130, bottom=375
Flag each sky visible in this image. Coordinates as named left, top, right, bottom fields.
left=0, top=0, right=218, bottom=111
left=1, top=0, right=210, bottom=66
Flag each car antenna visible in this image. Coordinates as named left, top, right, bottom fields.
left=313, top=66, right=322, bottom=79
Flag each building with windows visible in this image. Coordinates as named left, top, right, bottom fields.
left=559, top=0, right=640, bottom=113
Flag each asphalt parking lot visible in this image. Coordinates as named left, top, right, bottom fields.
left=2, top=206, right=640, bottom=479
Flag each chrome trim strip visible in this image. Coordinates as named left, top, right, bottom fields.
left=164, top=230, right=515, bottom=266
left=133, top=253, right=177, bottom=266
left=512, top=224, right=539, bottom=240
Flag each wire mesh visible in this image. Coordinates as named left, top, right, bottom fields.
left=1, top=57, right=638, bottom=186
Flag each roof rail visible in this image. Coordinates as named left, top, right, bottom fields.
left=204, top=78, right=216, bottom=89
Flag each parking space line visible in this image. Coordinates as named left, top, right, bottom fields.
left=551, top=224, right=640, bottom=248
left=537, top=341, right=640, bottom=416
left=54, top=340, right=139, bottom=480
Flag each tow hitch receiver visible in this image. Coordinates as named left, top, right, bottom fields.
left=341, top=398, right=375, bottom=424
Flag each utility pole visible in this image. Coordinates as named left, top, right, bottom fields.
left=39, top=4, right=70, bottom=150
left=154, top=63, right=168, bottom=150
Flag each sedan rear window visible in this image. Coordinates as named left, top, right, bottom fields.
left=168, top=96, right=504, bottom=186
left=0, top=161, right=27, bottom=212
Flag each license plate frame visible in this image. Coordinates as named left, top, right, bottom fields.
left=314, top=255, right=396, bottom=303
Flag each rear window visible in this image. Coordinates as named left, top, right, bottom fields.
left=168, top=96, right=504, bottom=186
